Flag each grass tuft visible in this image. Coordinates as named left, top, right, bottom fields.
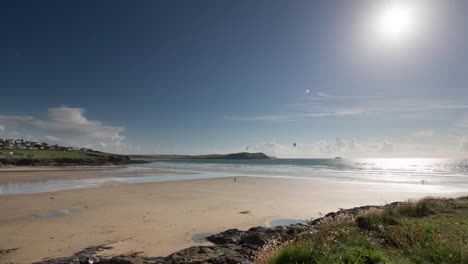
left=356, top=208, right=400, bottom=231
left=266, top=244, right=313, bottom=264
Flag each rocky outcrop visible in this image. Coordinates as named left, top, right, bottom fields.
left=33, top=203, right=403, bottom=264
left=212, top=153, right=270, bottom=160
left=189, top=152, right=271, bottom=160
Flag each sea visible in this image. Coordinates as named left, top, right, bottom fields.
left=1, top=158, right=467, bottom=195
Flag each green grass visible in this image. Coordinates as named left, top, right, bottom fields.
left=0, top=149, right=115, bottom=159
left=261, top=196, right=468, bottom=264
left=267, top=244, right=314, bottom=264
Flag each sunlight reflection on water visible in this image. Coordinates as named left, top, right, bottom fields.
left=1, top=158, right=467, bottom=195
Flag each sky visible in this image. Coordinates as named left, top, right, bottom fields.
left=1, top=0, right=468, bottom=158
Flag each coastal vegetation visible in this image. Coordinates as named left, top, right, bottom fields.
left=0, top=149, right=137, bottom=166
left=261, top=196, right=468, bottom=264
left=0, top=138, right=141, bottom=166
left=0, top=149, right=111, bottom=159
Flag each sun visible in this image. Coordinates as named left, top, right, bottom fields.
left=375, top=2, right=417, bottom=41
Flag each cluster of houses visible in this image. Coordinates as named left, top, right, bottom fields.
left=0, top=138, right=95, bottom=152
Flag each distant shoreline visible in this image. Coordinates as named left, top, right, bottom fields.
left=0, top=149, right=269, bottom=167
left=0, top=165, right=175, bottom=184
left=128, top=152, right=271, bottom=160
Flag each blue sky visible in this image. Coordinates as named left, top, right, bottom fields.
left=1, top=0, right=468, bottom=157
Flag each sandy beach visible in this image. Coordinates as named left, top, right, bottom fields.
left=1, top=169, right=466, bottom=264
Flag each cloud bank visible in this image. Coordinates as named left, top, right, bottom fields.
left=460, top=137, right=468, bottom=152
left=249, top=138, right=399, bottom=158
left=248, top=136, right=468, bottom=158
left=227, top=93, right=468, bottom=123
left=0, top=107, right=132, bottom=153
left=411, top=130, right=435, bottom=138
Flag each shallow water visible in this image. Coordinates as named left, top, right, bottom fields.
left=1, top=206, right=79, bottom=224
left=146, top=158, right=468, bottom=187
left=0, top=171, right=235, bottom=195
left=191, top=233, right=213, bottom=243
left=1, top=158, right=468, bottom=195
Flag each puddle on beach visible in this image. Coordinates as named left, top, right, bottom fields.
left=2, top=206, right=79, bottom=224
left=268, top=218, right=305, bottom=227
left=191, top=233, right=213, bottom=243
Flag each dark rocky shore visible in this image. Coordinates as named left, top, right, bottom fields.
left=34, top=202, right=402, bottom=264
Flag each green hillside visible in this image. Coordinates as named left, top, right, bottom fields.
left=0, top=149, right=115, bottom=159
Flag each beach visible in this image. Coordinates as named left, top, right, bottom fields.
left=1, top=168, right=465, bottom=263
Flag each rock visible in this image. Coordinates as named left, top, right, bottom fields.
left=207, top=229, right=244, bottom=244
left=164, top=246, right=226, bottom=264
left=240, top=232, right=267, bottom=247
left=98, top=257, right=135, bottom=264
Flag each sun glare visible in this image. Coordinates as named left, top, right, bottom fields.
left=375, top=2, right=417, bottom=41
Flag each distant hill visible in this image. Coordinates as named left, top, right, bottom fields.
left=0, top=138, right=145, bottom=166
left=192, top=152, right=271, bottom=160
left=129, top=152, right=271, bottom=160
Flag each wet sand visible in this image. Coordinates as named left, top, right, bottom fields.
left=0, top=175, right=466, bottom=263
left=0, top=166, right=173, bottom=184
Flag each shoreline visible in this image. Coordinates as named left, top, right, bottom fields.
left=0, top=165, right=125, bottom=172
left=0, top=166, right=176, bottom=185
left=2, top=164, right=465, bottom=196
left=1, top=176, right=466, bottom=263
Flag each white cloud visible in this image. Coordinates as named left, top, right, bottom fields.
left=460, top=137, right=468, bottom=152
left=454, top=117, right=468, bottom=128
left=228, top=94, right=468, bottom=123
left=0, top=124, right=5, bottom=134
left=315, top=92, right=382, bottom=100
left=435, top=104, right=468, bottom=109
left=45, top=135, right=62, bottom=142
left=226, top=108, right=364, bottom=121
left=411, top=130, right=434, bottom=137
left=231, top=136, right=463, bottom=158
left=380, top=141, right=394, bottom=153
left=0, top=107, right=131, bottom=153
left=317, top=92, right=334, bottom=98
left=249, top=138, right=386, bottom=158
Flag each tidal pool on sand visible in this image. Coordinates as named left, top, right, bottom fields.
left=191, top=233, right=213, bottom=243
